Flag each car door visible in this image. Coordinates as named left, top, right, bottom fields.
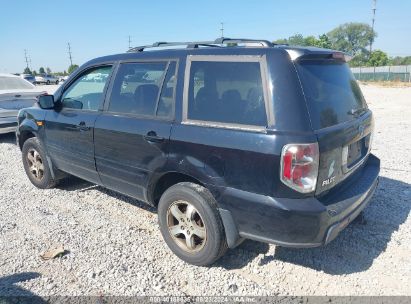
left=45, top=65, right=113, bottom=183
left=94, top=60, right=177, bottom=201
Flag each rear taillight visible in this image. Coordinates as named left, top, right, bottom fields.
left=280, top=143, right=319, bottom=193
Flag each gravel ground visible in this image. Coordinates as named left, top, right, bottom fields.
left=0, top=84, right=410, bottom=297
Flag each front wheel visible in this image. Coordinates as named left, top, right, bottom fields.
left=22, top=137, right=57, bottom=189
left=158, top=182, right=227, bottom=266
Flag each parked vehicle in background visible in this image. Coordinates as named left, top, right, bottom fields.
left=20, top=74, right=36, bottom=84
left=0, top=73, right=45, bottom=134
left=58, top=76, right=69, bottom=83
left=35, top=74, right=59, bottom=85
left=16, top=38, right=380, bottom=266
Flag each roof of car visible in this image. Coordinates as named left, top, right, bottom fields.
left=84, top=38, right=339, bottom=67
left=0, top=73, right=20, bottom=78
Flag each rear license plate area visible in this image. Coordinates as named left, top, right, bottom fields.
left=347, top=137, right=367, bottom=168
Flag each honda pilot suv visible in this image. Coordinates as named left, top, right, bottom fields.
left=16, top=38, right=380, bottom=266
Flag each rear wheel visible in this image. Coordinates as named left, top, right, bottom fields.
left=55, top=80, right=59, bottom=85
left=22, top=137, right=57, bottom=189
left=46, top=80, right=50, bottom=85
left=158, top=182, right=227, bottom=266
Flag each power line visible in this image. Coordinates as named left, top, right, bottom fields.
left=370, top=0, right=377, bottom=54
left=67, top=42, right=73, bottom=66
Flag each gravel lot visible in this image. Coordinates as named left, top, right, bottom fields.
left=0, top=84, right=410, bottom=297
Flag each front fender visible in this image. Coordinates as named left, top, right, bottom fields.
left=17, top=107, right=47, bottom=149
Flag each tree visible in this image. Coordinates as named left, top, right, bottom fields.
left=327, top=22, right=376, bottom=56
left=32, top=70, right=37, bottom=76
left=23, top=67, right=32, bottom=74
left=272, top=38, right=288, bottom=45
left=350, top=53, right=369, bottom=67
left=317, top=34, right=332, bottom=49
left=68, top=64, right=79, bottom=74
left=304, top=35, right=319, bottom=47
left=39, top=67, right=45, bottom=74
left=288, top=34, right=305, bottom=46
left=388, top=56, right=411, bottom=66
left=46, top=67, right=51, bottom=74
left=367, top=50, right=388, bottom=67
left=274, top=33, right=331, bottom=48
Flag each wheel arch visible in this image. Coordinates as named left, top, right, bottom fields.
left=18, top=129, right=37, bottom=150
left=148, top=171, right=205, bottom=207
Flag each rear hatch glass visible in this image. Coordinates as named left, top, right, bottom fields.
left=295, top=60, right=367, bottom=130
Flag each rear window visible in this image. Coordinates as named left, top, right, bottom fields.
left=296, top=60, right=367, bottom=129
left=0, top=77, right=34, bottom=90
left=187, top=60, right=267, bottom=126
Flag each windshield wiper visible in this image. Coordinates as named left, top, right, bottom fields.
left=347, top=108, right=366, bottom=117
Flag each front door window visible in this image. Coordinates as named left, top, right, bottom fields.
left=61, top=66, right=112, bottom=111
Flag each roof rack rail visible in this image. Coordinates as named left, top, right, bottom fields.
left=215, top=37, right=275, bottom=47
left=127, top=37, right=275, bottom=52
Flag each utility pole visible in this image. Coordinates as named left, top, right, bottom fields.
left=369, top=0, right=377, bottom=54
left=220, top=22, right=224, bottom=38
left=24, top=49, right=29, bottom=69
left=67, top=42, right=73, bottom=66
left=128, top=35, right=132, bottom=50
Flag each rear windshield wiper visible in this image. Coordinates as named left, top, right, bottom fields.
left=347, top=108, right=366, bottom=117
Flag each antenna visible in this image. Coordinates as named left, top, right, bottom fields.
left=128, top=35, right=132, bottom=50
left=370, top=0, right=377, bottom=54
left=24, top=49, right=29, bottom=69
left=67, top=42, right=73, bottom=66
left=220, top=22, right=224, bottom=38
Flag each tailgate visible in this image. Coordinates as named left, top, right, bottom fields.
left=315, top=112, right=373, bottom=195
left=294, top=57, right=374, bottom=195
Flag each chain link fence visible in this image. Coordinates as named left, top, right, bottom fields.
left=351, top=65, right=411, bottom=82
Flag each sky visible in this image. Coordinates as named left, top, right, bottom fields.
left=1, top=0, right=410, bottom=73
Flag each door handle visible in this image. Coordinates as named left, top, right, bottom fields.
left=76, top=121, right=90, bottom=132
left=144, top=131, right=164, bottom=143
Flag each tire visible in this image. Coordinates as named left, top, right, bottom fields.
left=158, top=182, right=228, bottom=266
left=55, top=80, right=59, bottom=85
left=22, top=137, right=57, bottom=189
left=46, top=80, right=50, bottom=85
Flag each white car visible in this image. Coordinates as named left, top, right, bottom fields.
left=0, top=74, right=46, bottom=134
left=58, top=75, right=69, bottom=83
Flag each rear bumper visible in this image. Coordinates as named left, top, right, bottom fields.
left=0, top=116, right=18, bottom=134
left=217, top=154, right=380, bottom=248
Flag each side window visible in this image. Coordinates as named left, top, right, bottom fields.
left=61, top=66, right=112, bottom=111
left=187, top=61, right=267, bottom=126
left=109, top=62, right=167, bottom=116
left=157, top=62, right=177, bottom=118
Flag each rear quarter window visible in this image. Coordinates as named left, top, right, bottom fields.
left=186, top=59, right=268, bottom=127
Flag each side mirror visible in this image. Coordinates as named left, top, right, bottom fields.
left=38, top=94, right=55, bottom=109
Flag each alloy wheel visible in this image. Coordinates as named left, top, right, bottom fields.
left=166, top=200, right=207, bottom=253
left=27, top=148, right=44, bottom=181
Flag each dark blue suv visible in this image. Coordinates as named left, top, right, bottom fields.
left=16, top=38, right=380, bottom=266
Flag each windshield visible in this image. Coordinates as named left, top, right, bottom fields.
left=0, top=76, right=34, bottom=90
left=296, top=60, right=367, bottom=129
